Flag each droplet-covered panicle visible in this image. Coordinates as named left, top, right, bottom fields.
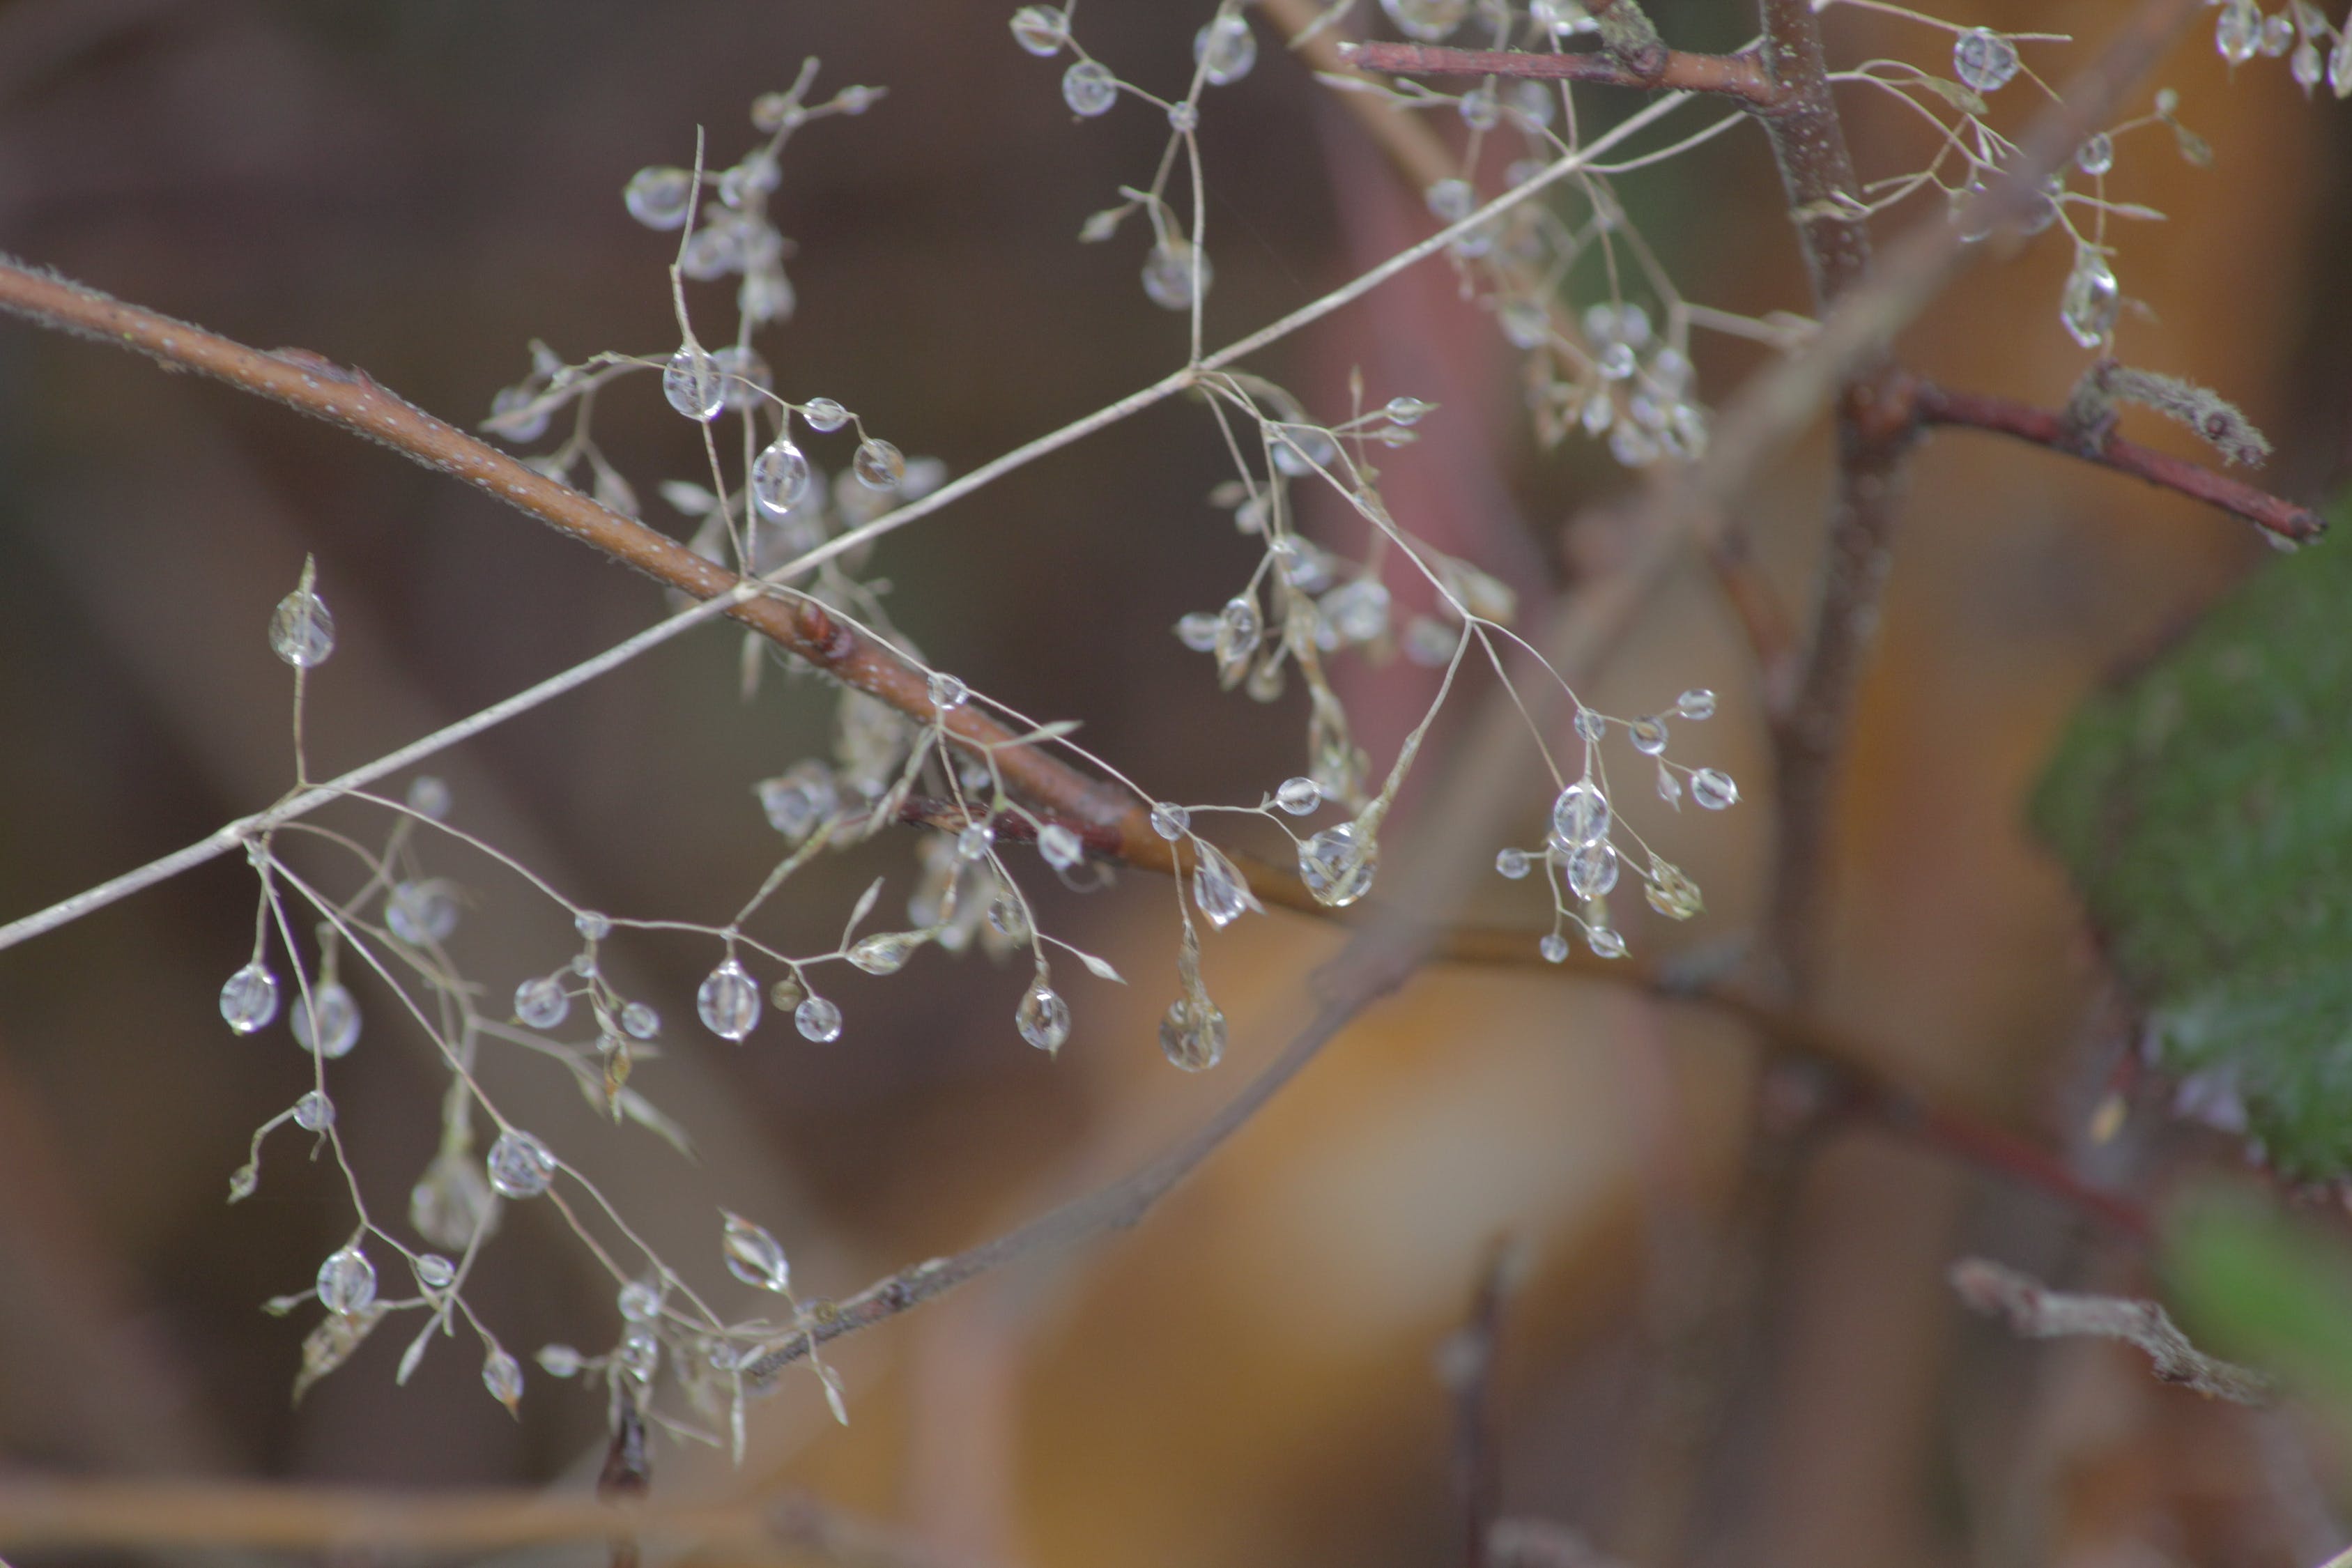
left=847, top=931, right=923, bottom=976
left=723, top=1211, right=792, bottom=1292
left=1644, top=855, right=1704, bottom=921
left=486, top=1128, right=557, bottom=1199
left=1017, top=982, right=1072, bottom=1052
left=270, top=587, right=337, bottom=668
left=221, top=962, right=280, bottom=1034
left=291, top=983, right=361, bottom=1059
left=698, top=958, right=762, bottom=1040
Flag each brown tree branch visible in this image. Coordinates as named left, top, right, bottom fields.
left=0, top=260, right=1163, bottom=853
left=1339, top=40, right=1783, bottom=107
left=1908, top=378, right=2326, bottom=545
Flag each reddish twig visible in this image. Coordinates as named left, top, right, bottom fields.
left=1951, top=1258, right=2270, bottom=1403
left=1909, top=378, right=2326, bottom=545
left=1340, top=40, right=1783, bottom=107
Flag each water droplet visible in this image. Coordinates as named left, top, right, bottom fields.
left=622, top=1001, right=660, bottom=1040
left=848, top=932, right=923, bottom=976
left=1038, top=823, right=1084, bottom=870
left=928, top=672, right=969, bottom=712
left=1539, top=932, right=1569, bottom=964
left=1574, top=708, right=1607, bottom=743
left=385, top=882, right=456, bottom=946
left=1274, top=777, right=1323, bottom=815
left=1644, top=854, right=1703, bottom=920
left=1690, top=768, right=1739, bottom=810
left=2215, top=0, right=2260, bottom=63
left=1629, top=716, right=1668, bottom=755
left=2293, top=38, right=2324, bottom=87
left=316, top=1245, right=377, bottom=1316
left=712, top=346, right=771, bottom=414
left=574, top=910, right=612, bottom=941
left=1191, top=840, right=1258, bottom=928
left=698, top=959, right=762, bottom=1040
left=270, top=587, right=336, bottom=668
left=2075, top=132, right=2114, bottom=176
left=616, top=1325, right=658, bottom=1383
left=414, top=1252, right=454, bottom=1289
left=513, top=973, right=569, bottom=1030
left=1298, top=820, right=1378, bottom=907
left=410, top=1149, right=499, bottom=1250
left=1507, top=78, right=1557, bottom=128
left=957, top=822, right=994, bottom=860
left=758, top=760, right=840, bottom=840
left=1425, top=177, right=1475, bottom=223
left=1551, top=781, right=1611, bottom=847
left=618, top=1277, right=664, bottom=1323
left=1215, top=595, right=1261, bottom=666
left=1176, top=612, right=1220, bottom=652
left=2060, top=250, right=2119, bottom=348
left=293, top=1089, right=334, bottom=1131
left=1150, top=802, right=1190, bottom=840
left=663, top=346, right=725, bottom=422
left=486, top=1128, right=557, bottom=1199
left=483, top=1346, right=524, bottom=1411
left=2330, top=27, right=2352, bottom=94
left=1063, top=59, right=1118, bottom=116
left=624, top=166, right=695, bottom=229
left=1675, top=688, right=1716, bottom=720
left=537, top=1344, right=582, bottom=1377
left=751, top=438, right=812, bottom=516
left=853, top=438, right=906, bottom=491
left=801, top=397, right=850, bottom=433
left=1321, top=578, right=1392, bottom=644
left=1495, top=847, right=1530, bottom=879
left=1011, top=4, right=1070, bottom=55
left=1142, top=240, right=1212, bottom=311
left=1018, top=983, right=1072, bottom=1051
left=1158, top=993, right=1226, bottom=1071
left=1587, top=926, right=1628, bottom=960
left=291, top=983, right=361, bottom=1059
left=406, top=775, right=452, bottom=820
left=723, top=1211, right=792, bottom=1292
left=2260, top=10, right=2295, bottom=54
left=1167, top=98, right=1201, bottom=132
left=795, top=995, right=845, bottom=1043
left=1567, top=840, right=1619, bottom=901
left=1598, top=342, right=1636, bottom=381
left=220, top=962, right=280, bottom=1033
left=1195, top=12, right=1256, bottom=84
left=1952, top=26, right=2020, bottom=91
left=1380, top=0, right=1470, bottom=43
left=1385, top=396, right=1431, bottom=426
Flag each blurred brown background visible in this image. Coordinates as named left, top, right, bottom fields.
left=1, top=2, right=2348, bottom=1566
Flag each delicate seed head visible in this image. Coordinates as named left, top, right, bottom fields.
left=1038, top=823, right=1084, bottom=869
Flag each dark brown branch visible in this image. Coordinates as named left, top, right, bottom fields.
left=1339, top=40, right=1782, bottom=107
left=1951, top=1258, right=2270, bottom=1403
left=1909, top=378, right=2326, bottom=545
left=1440, top=1246, right=1515, bottom=1568
left=0, top=260, right=1172, bottom=861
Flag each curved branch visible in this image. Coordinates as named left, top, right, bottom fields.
left=1339, top=40, right=1783, bottom=107
left=1908, top=378, right=2326, bottom=544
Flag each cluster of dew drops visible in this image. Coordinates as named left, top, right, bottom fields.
left=221, top=571, right=870, bottom=1433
